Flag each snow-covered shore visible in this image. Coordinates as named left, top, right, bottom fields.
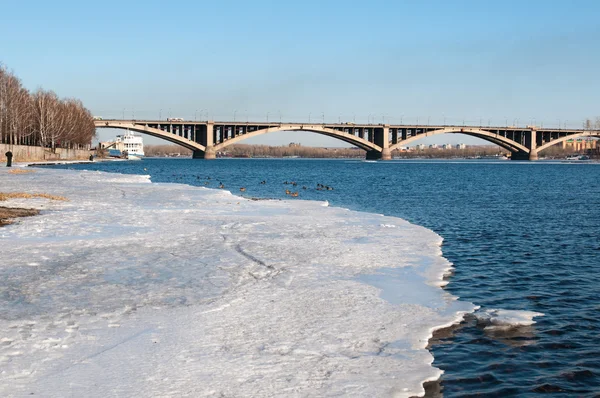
left=0, top=167, right=475, bottom=397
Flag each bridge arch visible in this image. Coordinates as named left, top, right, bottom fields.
left=94, top=121, right=206, bottom=152
left=388, top=127, right=529, bottom=154
left=536, top=131, right=599, bottom=153
left=213, top=124, right=382, bottom=152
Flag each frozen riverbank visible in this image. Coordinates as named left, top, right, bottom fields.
left=0, top=167, right=475, bottom=397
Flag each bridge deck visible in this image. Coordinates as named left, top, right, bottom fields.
left=96, top=119, right=588, bottom=134
left=94, top=119, right=598, bottom=161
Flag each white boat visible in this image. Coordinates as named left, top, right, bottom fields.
left=116, top=131, right=145, bottom=157
left=100, top=131, right=145, bottom=158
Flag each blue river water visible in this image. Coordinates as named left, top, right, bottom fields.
left=43, top=158, right=600, bottom=396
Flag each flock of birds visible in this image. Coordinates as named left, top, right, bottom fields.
left=160, top=170, right=336, bottom=199
left=185, top=175, right=334, bottom=198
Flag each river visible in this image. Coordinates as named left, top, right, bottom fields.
left=43, top=158, right=600, bottom=396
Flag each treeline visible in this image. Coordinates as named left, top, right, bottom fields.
left=226, top=144, right=364, bottom=158
left=144, top=144, right=193, bottom=157
left=397, top=146, right=508, bottom=159
left=146, top=143, right=512, bottom=159
left=144, top=144, right=365, bottom=158
left=0, top=64, right=95, bottom=149
left=227, top=144, right=512, bottom=159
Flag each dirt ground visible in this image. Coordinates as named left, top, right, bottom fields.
left=0, top=207, right=40, bottom=226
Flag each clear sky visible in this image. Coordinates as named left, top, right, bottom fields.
left=2, top=0, right=599, bottom=147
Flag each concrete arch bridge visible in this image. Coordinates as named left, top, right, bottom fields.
left=95, top=120, right=598, bottom=160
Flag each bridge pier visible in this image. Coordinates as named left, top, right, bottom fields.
left=193, top=148, right=216, bottom=159
left=526, top=129, right=538, bottom=160
left=366, top=150, right=381, bottom=160
left=510, top=151, right=528, bottom=160
left=381, top=148, right=392, bottom=161
left=510, top=150, right=539, bottom=161
left=528, top=149, right=539, bottom=161
left=367, top=125, right=391, bottom=160
left=510, top=130, right=539, bottom=161
left=365, top=148, right=391, bottom=160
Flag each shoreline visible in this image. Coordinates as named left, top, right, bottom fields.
left=0, top=166, right=476, bottom=397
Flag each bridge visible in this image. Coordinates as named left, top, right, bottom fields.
left=94, top=119, right=599, bottom=160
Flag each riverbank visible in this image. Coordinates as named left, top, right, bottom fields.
left=0, top=166, right=475, bottom=397
left=0, top=143, right=92, bottom=163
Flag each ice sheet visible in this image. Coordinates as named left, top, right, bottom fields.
left=0, top=167, right=475, bottom=397
left=474, top=309, right=544, bottom=330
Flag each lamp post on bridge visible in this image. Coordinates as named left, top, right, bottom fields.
left=233, top=110, right=237, bottom=122
left=159, top=109, right=162, bottom=120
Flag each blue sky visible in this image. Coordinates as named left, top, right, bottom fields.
left=2, top=0, right=599, bottom=146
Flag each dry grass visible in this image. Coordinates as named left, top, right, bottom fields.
left=0, top=206, right=40, bottom=226
left=8, top=169, right=36, bottom=174
left=0, top=192, right=69, bottom=202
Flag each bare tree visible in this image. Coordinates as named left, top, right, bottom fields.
left=1, top=63, right=95, bottom=149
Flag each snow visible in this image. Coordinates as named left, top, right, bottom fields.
left=0, top=167, right=476, bottom=397
left=473, top=309, right=544, bottom=330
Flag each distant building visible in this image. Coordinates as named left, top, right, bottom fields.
left=429, top=144, right=438, bottom=149
left=442, top=144, right=453, bottom=150
left=415, top=144, right=426, bottom=150
left=456, top=143, right=466, bottom=150
left=562, top=138, right=596, bottom=151
left=288, top=142, right=301, bottom=148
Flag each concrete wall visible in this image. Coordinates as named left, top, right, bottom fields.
left=0, top=144, right=92, bottom=163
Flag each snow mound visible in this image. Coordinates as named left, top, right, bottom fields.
left=474, top=309, right=544, bottom=330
